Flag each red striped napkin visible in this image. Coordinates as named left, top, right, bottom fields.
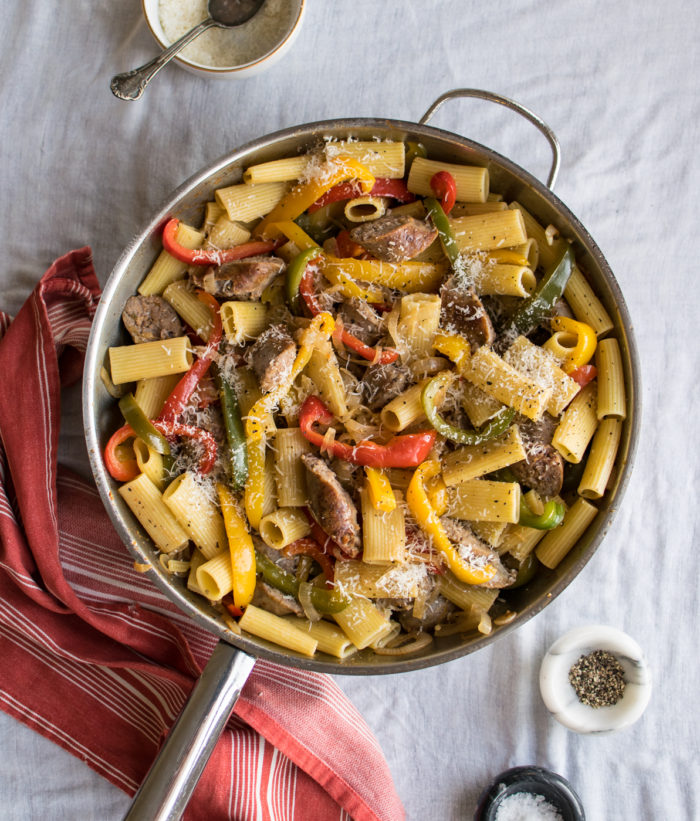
left=0, top=248, right=404, bottom=821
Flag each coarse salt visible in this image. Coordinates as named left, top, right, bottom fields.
left=158, top=0, right=298, bottom=68
left=494, top=791, right=563, bottom=821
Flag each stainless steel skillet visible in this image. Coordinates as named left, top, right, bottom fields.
left=82, top=89, right=640, bottom=820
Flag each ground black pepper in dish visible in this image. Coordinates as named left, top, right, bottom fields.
left=568, top=649, right=626, bottom=708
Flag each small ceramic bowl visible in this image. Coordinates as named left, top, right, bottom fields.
left=539, top=625, right=652, bottom=734
left=142, top=0, right=305, bottom=79
left=474, top=766, right=585, bottom=821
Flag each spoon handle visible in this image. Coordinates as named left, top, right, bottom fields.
left=111, top=17, right=218, bottom=101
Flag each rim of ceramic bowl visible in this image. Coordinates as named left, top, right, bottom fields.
left=141, top=0, right=305, bottom=75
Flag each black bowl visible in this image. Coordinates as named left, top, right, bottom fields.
left=474, top=766, right=585, bottom=820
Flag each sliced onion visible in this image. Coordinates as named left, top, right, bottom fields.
left=409, top=357, right=450, bottom=379
left=374, top=631, right=433, bottom=656
left=298, top=581, right=322, bottom=622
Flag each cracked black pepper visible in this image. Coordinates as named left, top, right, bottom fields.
left=568, top=649, right=626, bottom=708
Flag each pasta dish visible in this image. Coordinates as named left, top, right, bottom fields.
left=102, top=139, right=626, bottom=659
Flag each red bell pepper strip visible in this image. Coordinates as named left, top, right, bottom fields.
left=162, top=218, right=280, bottom=266
left=298, top=265, right=399, bottom=365
left=430, top=171, right=457, bottom=215
left=152, top=419, right=217, bottom=475
left=282, top=538, right=335, bottom=586
left=334, top=229, right=366, bottom=258
left=104, top=424, right=140, bottom=482
left=158, top=292, right=222, bottom=425
left=299, top=395, right=436, bottom=468
left=307, top=178, right=416, bottom=214
left=569, top=364, right=597, bottom=387
left=224, top=601, right=244, bottom=619
left=303, top=509, right=351, bottom=561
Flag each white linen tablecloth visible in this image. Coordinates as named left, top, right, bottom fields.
left=1, top=0, right=698, bottom=818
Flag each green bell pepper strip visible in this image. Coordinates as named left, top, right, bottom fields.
left=216, top=372, right=248, bottom=491
left=254, top=549, right=350, bottom=614
left=118, top=393, right=170, bottom=455
left=404, top=141, right=427, bottom=168
left=421, top=372, right=516, bottom=445
left=285, top=246, right=322, bottom=312
left=424, top=197, right=461, bottom=267
left=518, top=496, right=565, bottom=530
left=510, top=245, right=575, bottom=334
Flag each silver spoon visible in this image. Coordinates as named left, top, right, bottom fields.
left=111, top=0, right=265, bottom=101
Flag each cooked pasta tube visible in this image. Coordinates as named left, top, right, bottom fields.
left=578, top=418, right=622, bottom=499
left=564, top=265, right=614, bottom=336
left=380, top=380, right=429, bottom=431
left=369, top=621, right=401, bottom=650
left=109, top=336, right=192, bottom=384
left=205, top=215, right=251, bottom=249
left=163, top=280, right=214, bottom=340
left=321, top=258, right=446, bottom=293
left=132, top=438, right=166, bottom=490
left=196, top=553, right=233, bottom=601
left=134, top=373, right=181, bottom=421
left=451, top=202, right=508, bottom=216
left=304, top=342, right=348, bottom=419
left=186, top=548, right=208, bottom=596
left=535, top=497, right=598, bottom=569
left=274, top=427, right=311, bottom=507
left=333, top=598, right=393, bottom=649
left=469, top=520, right=508, bottom=549
left=202, top=201, right=225, bottom=232
left=343, top=196, right=389, bottom=222
left=460, top=383, right=506, bottom=428
left=461, top=347, right=552, bottom=421
left=474, top=263, right=537, bottom=297
left=283, top=617, right=357, bottom=658
left=259, top=508, right=311, bottom=550
left=507, top=202, right=568, bottom=271
left=442, top=426, right=527, bottom=485
left=446, top=479, right=521, bottom=523
left=162, top=472, right=227, bottom=559
left=215, top=181, right=288, bottom=222
left=551, top=382, right=598, bottom=463
left=239, top=605, right=318, bottom=656
left=243, top=156, right=309, bottom=184
left=449, top=210, right=527, bottom=253
left=138, top=222, right=204, bottom=296
left=220, top=301, right=269, bottom=345
left=325, top=140, right=405, bottom=178
left=503, top=335, right=580, bottom=417
left=118, top=472, right=189, bottom=554
left=508, top=238, right=539, bottom=270
left=499, top=522, right=548, bottom=562
left=407, top=157, right=489, bottom=202
left=437, top=572, right=499, bottom=612
left=397, top=293, right=442, bottom=358
left=595, top=338, right=626, bottom=419
left=334, top=559, right=429, bottom=599
left=359, top=487, right=406, bottom=563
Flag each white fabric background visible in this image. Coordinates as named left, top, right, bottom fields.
left=1, top=0, right=698, bottom=819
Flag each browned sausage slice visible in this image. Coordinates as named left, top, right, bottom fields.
left=248, top=324, right=296, bottom=393
left=440, top=517, right=514, bottom=588
left=349, top=216, right=438, bottom=262
left=336, top=297, right=384, bottom=345
left=440, top=276, right=495, bottom=351
left=122, top=295, right=184, bottom=344
left=510, top=414, right=565, bottom=499
left=361, top=361, right=411, bottom=411
left=194, top=256, right=285, bottom=300
left=301, top=453, right=361, bottom=557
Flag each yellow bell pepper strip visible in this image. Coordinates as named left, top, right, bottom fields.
left=406, top=460, right=497, bottom=585
left=162, top=218, right=280, bottom=266
left=421, top=371, right=516, bottom=445
left=244, top=313, right=336, bottom=528
left=425, top=474, right=448, bottom=516
left=424, top=196, right=460, bottom=267
left=433, top=332, right=471, bottom=373
left=510, top=245, right=575, bottom=334
left=306, top=177, right=416, bottom=214
left=319, top=257, right=385, bottom=303
left=217, top=482, right=256, bottom=610
left=486, top=249, right=531, bottom=266
left=545, top=316, right=597, bottom=374
left=519, top=495, right=565, bottom=530
left=255, top=156, right=375, bottom=238
left=118, top=392, right=171, bottom=455
left=265, top=220, right=319, bottom=251
left=364, top=467, right=397, bottom=512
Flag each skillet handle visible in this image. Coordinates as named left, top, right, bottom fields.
left=124, top=641, right=256, bottom=821
left=419, top=88, right=561, bottom=190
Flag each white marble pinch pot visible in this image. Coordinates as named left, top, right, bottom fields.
left=539, top=625, right=652, bottom=734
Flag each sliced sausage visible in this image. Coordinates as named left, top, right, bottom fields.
left=337, top=297, right=384, bottom=345
left=440, top=276, right=495, bottom=351
left=251, top=580, right=304, bottom=617
left=440, top=517, right=514, bottom=588
left=510, top=413, right=564, bottom=499
left=399, top=594, right=456, bottom=633
left=194, top=255, right=285, bottom=300
left=248, top=324, right=296, bottom=393
left=349, top=216, right=437, bottom=263
left=301, top=453, right=361, bottom=557
left=361, top=361, right=411, bottom=411
left=121, top=295, right=184, bottom=344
